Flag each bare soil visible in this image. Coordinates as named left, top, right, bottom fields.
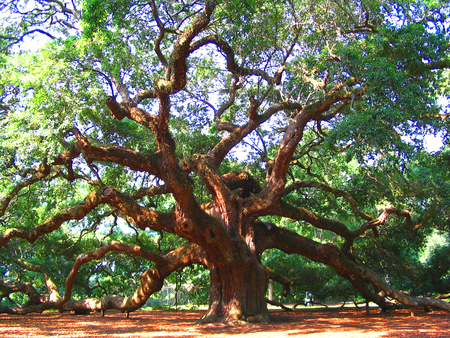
left=0, top=308, right=448, bottom=337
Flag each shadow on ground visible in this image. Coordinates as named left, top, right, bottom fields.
left=1, top=308, right=448, bottom=337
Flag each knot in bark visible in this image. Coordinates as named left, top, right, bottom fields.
left=179, top=218, right=195, bottom=233
left=155, top=78, right=173, bottom=95
left=102, top=186, right=114, bottom=197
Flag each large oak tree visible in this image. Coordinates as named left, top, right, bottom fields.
left=1, top=0, right=450, bottom=323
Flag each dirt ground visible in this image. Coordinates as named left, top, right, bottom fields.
left=0, top=308, right=449, bottom=338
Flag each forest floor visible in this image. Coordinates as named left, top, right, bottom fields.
left=0, top=307, right=449, bottom=337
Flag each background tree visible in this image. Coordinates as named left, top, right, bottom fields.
left=1, top=0, right=450, bottom=324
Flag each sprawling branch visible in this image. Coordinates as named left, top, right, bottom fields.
left=62, top=241, right=166, bottom=307
left=71, top=129, right=162, bottom=175
left=275, top=200, right=355, bottom=241
left=60, top=241, right=206, bottom=315
left=1, top=186, right=176, bottom=249
left=257, top=85, right=366, bottom=212
left=1, top=241, right=206, bottom=315
left=266, top=227, right=450, bottom=312
left=266, top=268, right=294, bottom=297
left=273, top=199, right=430, bottom=253
left=6, top=244, right=60, bottom=302
left=95, top=186, right=176, bottom=233
left=1, top=135, right=165, bottom=237
left=0, top=280, right=44, bottom=314
left=0, top=190, right=104, bottom=249
left=353, top=208, right=431, bottom=238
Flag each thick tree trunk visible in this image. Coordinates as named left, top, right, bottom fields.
left=200, top=239, right=270, bottom=325
left=200, top=261, right=270, bottom=324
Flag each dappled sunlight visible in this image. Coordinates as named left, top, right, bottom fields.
left=1, top=308, right=448, bottom=337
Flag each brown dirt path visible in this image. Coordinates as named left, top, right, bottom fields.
left=0, top=308, right=448, bottom=337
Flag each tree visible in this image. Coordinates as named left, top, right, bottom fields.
left=1, top=0, right=450, bottom=324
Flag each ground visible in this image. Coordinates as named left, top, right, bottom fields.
left=0, top=308, right=449, bottom=337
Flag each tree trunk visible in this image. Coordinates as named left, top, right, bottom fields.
left=200, top=258, right=270, bottom=324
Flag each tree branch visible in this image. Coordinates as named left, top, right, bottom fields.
left=0, top=190, right=104, bottom=249
left=189, top=35, right=277, bottom=84
left=71, top=129, right=162, bottom=176
left=353, top=208, right=431, bottom=238
left=284, top=181, right=372, bottom=221
left=213, top=77, right=241, bottom=132
left=266, top=226, right=450, bottom=312
left=274, top=200, right=355, bottom=241
left=6, top=244, right=60, bottom=302
left=59, top=241, right=206, bottom=315
left=156, top=1, right=217, bottom=94
left=2, top=29, right=56, bottom=49
left=1, top=161, right=52, bottom=217
left=209, top=100, right=303, bottom=167
left=1, top=241, right=206, bottom=315
left=151, top=0, right=169, bottom=68
left=0, top=280, right=43, bottom=313
left=1, top=185, right=176, bottom=250
left=266, top=268, right=294, bottom=297
left=258, top=84, right=366, bottom=212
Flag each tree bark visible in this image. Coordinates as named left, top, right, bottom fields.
left=200, top=258, right=270, bottom=324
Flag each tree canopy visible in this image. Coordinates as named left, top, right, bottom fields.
left=1, top=0, right=450, bottom=323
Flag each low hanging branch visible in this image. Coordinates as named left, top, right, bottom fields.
left=0, top=280, right=42, bottom=311
left=266, top=226, right=450, bottom=312
left=61, top=241, right=166, bottom=306
left=60, top=241, right=206, bottom=316
left=6, top=244, right=60, bottom=302
left=0, top=190, right=105, bottom=249
left=1, top=241, right=206, bottom=315
left=266, top=268, right=294, bottom=297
